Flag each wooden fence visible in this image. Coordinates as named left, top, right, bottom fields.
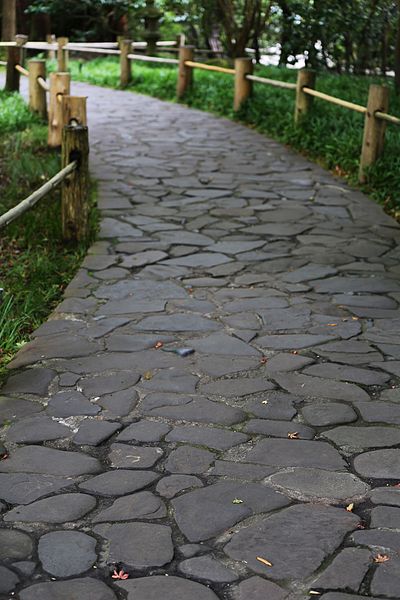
left=2, top=35, right=400, bottom=190
left=0, top=36, right=89, bottom=240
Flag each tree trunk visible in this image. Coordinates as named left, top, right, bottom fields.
left=2, top=0, right=16, bottom=41
left=395, top=0, right=400, bottom=94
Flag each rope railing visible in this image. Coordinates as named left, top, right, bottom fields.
left=15, top=64, right=29, bottom=77
left=246, top=73, right=296, bottom=90
left=0, top=161, right=76, bottom=230
left=127, top=53, right=179, bottom=65
left=302, top=86, right=367, bottom=114
left=184, top=60, right=235, bottom=75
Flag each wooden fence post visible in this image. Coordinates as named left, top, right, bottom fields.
left=119, top=38, right=132, bottom=88
left=62, top=124, right=89, bottom=241
left=177, top=45, right=194, bottom=99
left=57, top=37, right=69, bottom=72
left=46, top=33, right=56, bottom=60
left=295, top=69, right=316, bottom=124
left=359, top=84, right=389, bottom=183
left=28, top=59, right=47, bottom=119
left=48, top=72, right=71, bottom=147
left=61, top=95, right=87, bottom=128
left=234, top=57, right=253, bottom=111
left=5, top=34, right=27, bottom=92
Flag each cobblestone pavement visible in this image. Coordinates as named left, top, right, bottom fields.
left=1, top=80, right=400, bottom=599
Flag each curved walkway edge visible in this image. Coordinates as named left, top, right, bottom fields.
left=1, top=81, right=400, bottom=600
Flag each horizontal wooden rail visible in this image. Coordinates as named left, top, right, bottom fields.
left=132, top=41, right=177, bottom=47
left=37, top=76, right=50, bottom=92
left=184, top=60, right=235, bottom=75
left=24, top=42, right=58, bottom=51
left=127, top=53, right=179, bottom=65
left=0, top=60, right=7, bottom=66
left=67, top=42, right=119, bottom=48
left=66, top=45, right=120, bottom=55
left=246, top=73, right=296, bottom=90
left=15, top=64, right=29, bottom=77
left=302, top=86, right=367, bottom=114
left=0, top=161, right=77, bottom=230
left=376, top=110, right=400, bottom=125
left=0, top=41, right=16, bottom=47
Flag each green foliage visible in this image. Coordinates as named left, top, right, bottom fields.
left=70, top=57, right=400, bottom=215
left=0, top=92, right=97, bottom=373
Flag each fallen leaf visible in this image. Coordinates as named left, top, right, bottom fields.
left=143, top=371, right=153, bottom=380
left=232, top=498, right=244, bottom=504
left=346, top=503, right=354, bottom=512
left=327, top=323, right=337, bottom=327
left=392, top=483, right=400, bottom=488
left=356, top=521, right=366, bottom=529
left=352, top=316, right=359, bottom=321
left=292, top=350, right=298, bottom=355
left=287, top=432, right=299, bottom=439
left=260, top=356, right=268, bottom=364
left=256, top=556, right=273, bottom=567
left=374, top=554, right=390, bottom=563
left=112, top=569, right=129, bottom=580
left=154, top=341, right=164, bottom=349
left=261, top=400, right=269, bottom=405
left=309, top=591, right=321, bottom=596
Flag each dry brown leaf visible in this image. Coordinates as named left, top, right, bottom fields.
left=256, top=556, right=273, bottom=567
left=260, top=356, right=268, bottom=364
left=143, top=371, right=153, bottom=380
left=374, top=554, right=390, bottom=563
left=154, top=341, right=163, bottom=349
left=327, top=323, right=337, bottom=327
left=346, top=503, right=354, bottom=512
left=287, top=432, right=299, bottom=439
left=309, top=591, right=321, bottom=596
left=292, top=350, right=298, bottom=355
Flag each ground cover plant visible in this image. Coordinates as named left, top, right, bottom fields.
left=0, top=89, right=96, bottom=377
left=67, top=56, right=400, bottom=215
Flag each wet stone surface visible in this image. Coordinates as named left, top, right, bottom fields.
left=1, top=77, right=400, bottom=599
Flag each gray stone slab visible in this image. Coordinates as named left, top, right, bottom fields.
left=172, top=480, right=290, bottom=542
left=245, top=439, right=346, bottom=471
left=269, top=468, right=369, bottom=503
left=1, top=368, right=55, bottom=395
left=93, top=490, right=166, bottom=522
left=371, top=505, right=400, bottom=528
left=223, top=297, right=288, bottom=312
left=19, top=578, right=117, bottom=600
left=200, top=377, right=275, bottom=397
left=321, top=426, right=400, bottom=451
left=115, top=576, right=219, bottom=600
left=165, top=446, right=216, bottom=474
left=259, top=307, right=311, bottom=331
left=38, top=531, right=97, bottom=577
left=371, top=556, right=400, bottom=598
left=225, top=504, right=359, bottom=580
left=312, top=548, right=372, bottom=591
left=47, top=391, right=101, bottom=417
left=0, top=446, right=101, bottom=476
left=8, top=335, right=99, bottom=368
left=196, top=356, right=260, bottom=377
left=210, top=461, right=276, bottom=480
left=354, top=450, right=400, bottom=479
left=257, top=334, right=335, bottom=350
left=73, top=420, right=120, bottom=445
left=94, top=522, right=173, bottom=569
left=282, top=264, right=337, bottom=283
left=139, top=369, right=198, bottom=394
left=243, top=419, right=314, bottom=439
left=187, top=333, right=260, bottom=356
left=301, top=402, right=357, bottom=427
left=4, top=493, right=96, bottom=523
left=95, top=279, right=186, bottom=301
left=314, top=276, right=400, bottom=294
left=79, top=469, right=159, bottom=496
left=303, top=363, right=390, bottom=386
left=206, top=241, right=265, bottom=254
left=0, top=530, right=33, bottom=560
left=263, top=352, right=315, bottom=373
left=351, top=529, right=400, bottom=553
left=369, top=487, right=400, bottom=506
left=120, top=250, right=168, bottom=268
left=156, top=474, right=203, bottom=498
left=108, top=443, right=163, bottom=468
left=0, top=473, right=75, bottom=504
left=0, top=566, right=20, bottom=594
left=274, top=373, right=370, bottom=402
left=79, top=372, right=141, bottom=396
left=99, top=297, right=166, bottom=314
left=140, top=393, right=245, bottom=425
left=5, top=416, right=70, bottom=443
left=0, top=397, right=43, bottom=426
left=165, top=252, right=232, bottom=267
left=179, top=555, right=238, bottom=583
left=245, top=392, right=298, bottom=420
left=165, top=425, right=248, bottom=450
left=355, top=402, right=400, bottom=424
left=230, top=576, right=288, bottom=600
left=98, top=389, right=139, bottom=418
left=117, top=420, right=171, bottom=442
left=135, top=314, right=220, bottom=331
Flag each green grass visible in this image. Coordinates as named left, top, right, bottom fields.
left=0, top=90, right=97, bottom=377
left=68, top=57, right=400, bottom=215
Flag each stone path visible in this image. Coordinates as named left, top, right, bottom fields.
left=1, top=80, right=400, bottom=599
